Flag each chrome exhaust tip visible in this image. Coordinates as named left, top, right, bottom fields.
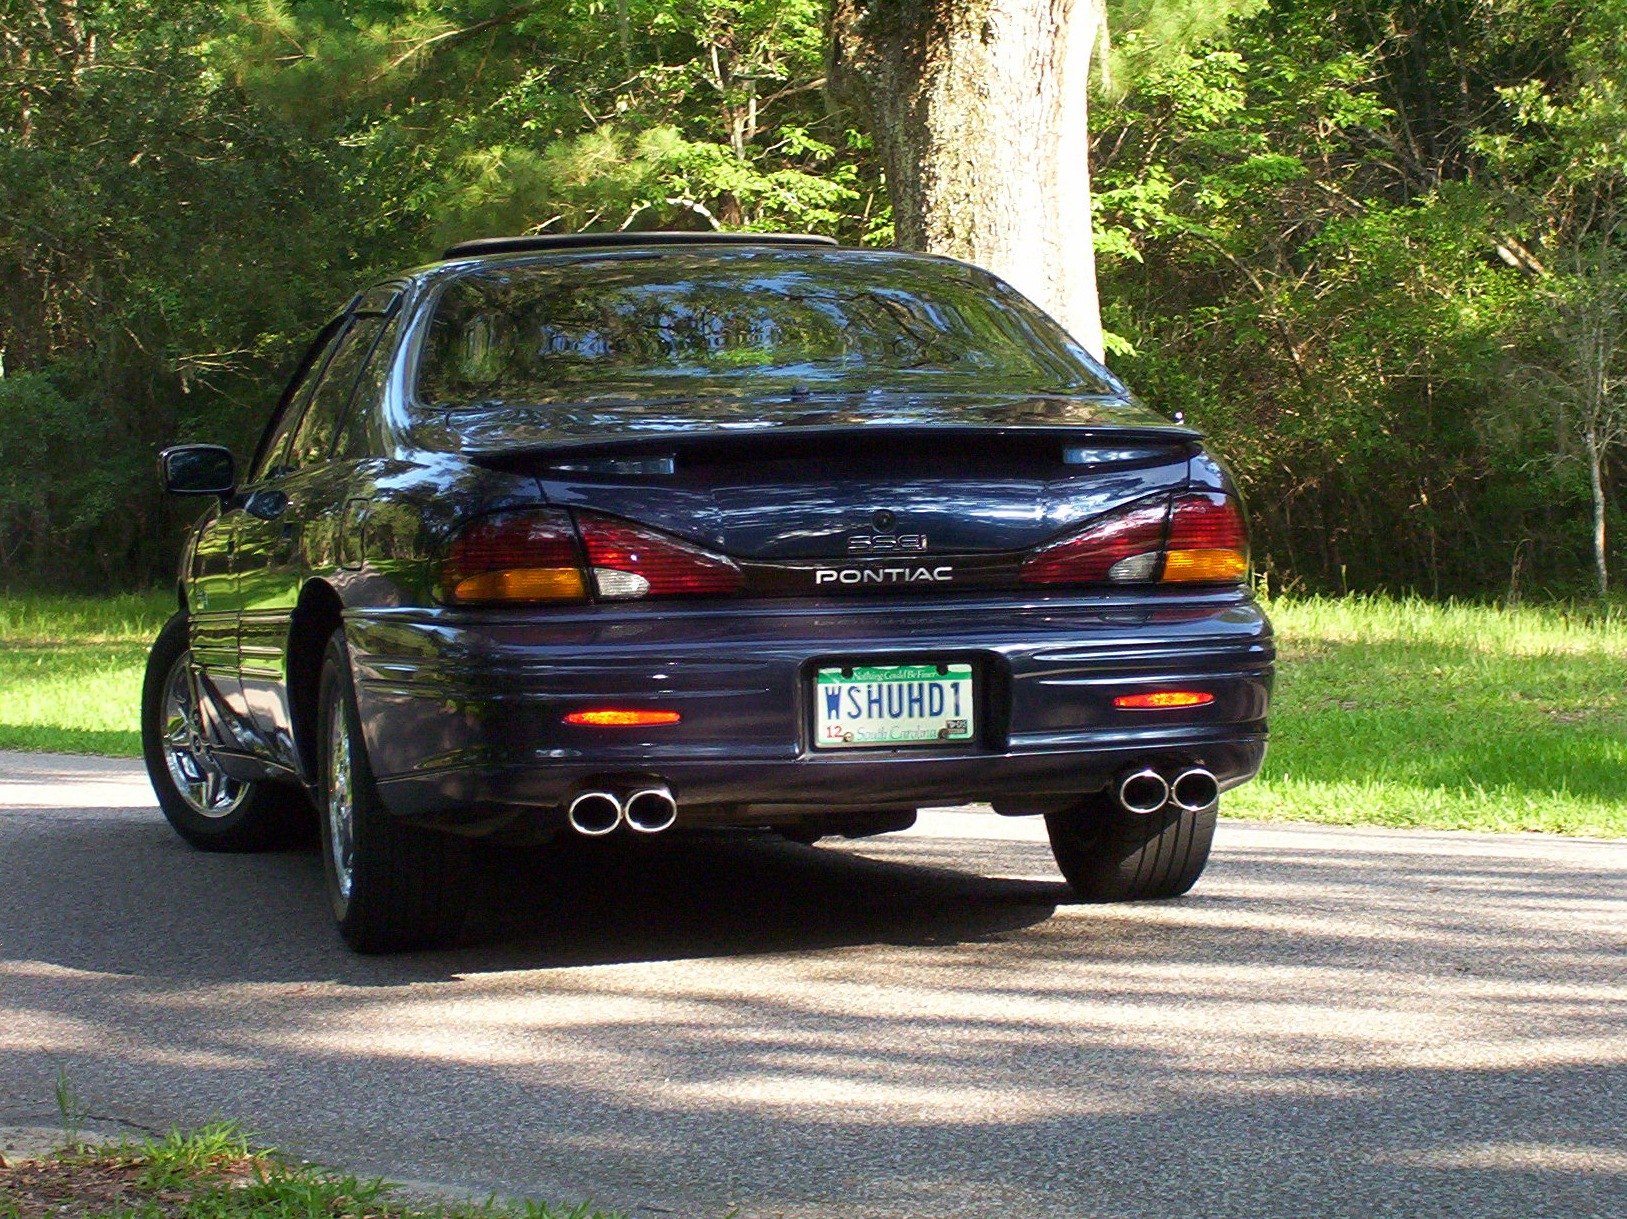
left=567, top=791, right=623, bottom=836
left=1170, top=767, right=1219, bottom=812
left=623, top=785, right=678, bottom=834
left=1118, top=768, right=1170, bottom=815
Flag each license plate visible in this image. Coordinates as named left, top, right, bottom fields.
left=813, top=663, right=975, bottom=749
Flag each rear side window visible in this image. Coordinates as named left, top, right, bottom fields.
left=290, top=316, right=385, bottom=469
left=415, top=250, right=1118, bottom=409
left=249, top=318, right=347, bottom=483
left=335, top=311, right=403, bottom=461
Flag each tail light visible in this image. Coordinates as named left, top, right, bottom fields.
left=1163, top=492, right=1249, bottom=583
left=441, top=510, right=588, bottom=604
left=1021, top=499, right=1169, bottom=584
left=442, top=508, right=742, bottom=604
left=1020, top=492, right=1249, bottom=587
left=577, top=511, right=743, bottom=600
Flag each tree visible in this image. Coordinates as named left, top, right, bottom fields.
left=1086, top=0, right=1627, bottom=597
left=1532, top=232, right=1627, bottom=600
left=0, top=0, right=885, bottom=589
left=828, top=0, right=1108, bottom=359
left=1486, top=3, right=1627, bottom=599
left=0, top=0, right=380, bottom=586
left=219, top=0, right=880, bottom=245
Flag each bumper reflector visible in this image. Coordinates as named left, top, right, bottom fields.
left=1113, top=691, right=1215, bottom=710
left=564, top=709, right=683, bottom=727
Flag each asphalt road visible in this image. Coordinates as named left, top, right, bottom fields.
left=2, top=751, right=1625, bottom=1218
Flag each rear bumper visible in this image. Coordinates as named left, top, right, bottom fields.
left=346, top=589, right=1272, bottom=832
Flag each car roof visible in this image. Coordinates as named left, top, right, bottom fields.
left=439, top=232, right=839, bottom=261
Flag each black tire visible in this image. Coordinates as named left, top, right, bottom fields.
left=142, top=612, right=307, bottom=852
left=317, top=629, right=470, bottom=952
left=1044, top=789, right=1216, bottom=902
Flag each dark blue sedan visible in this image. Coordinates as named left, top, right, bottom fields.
left=145, top=232, right=1272, bottom=951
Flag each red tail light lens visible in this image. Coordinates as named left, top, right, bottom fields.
left=577, top=512, right=743, bottom=599
left=441, top=510, right=588, bottom=604
left=1021, top=492, right=1250, bottom=587
left=1163, top=492, right=1249, bottom=583
left=1021, top=499, right=1170, bottom=585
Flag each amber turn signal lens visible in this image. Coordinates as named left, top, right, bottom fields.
left=1113, top=690, right=1215, bottom=710
left=450, top=566, right=588, bottom=604
left=1161, top=548, right=1249, bottom=582
left=563, top=709, right=683, bottom=727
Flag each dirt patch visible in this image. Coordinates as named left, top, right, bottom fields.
left=0, top=1149, right=259, bottom=1219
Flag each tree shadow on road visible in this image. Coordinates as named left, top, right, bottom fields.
left=4, top=812, right=1626, bottom=1218
left=0, top=813, right=1066, bottom=983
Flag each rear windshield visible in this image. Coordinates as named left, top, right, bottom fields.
left=414, top=249, right=1118, bottom=407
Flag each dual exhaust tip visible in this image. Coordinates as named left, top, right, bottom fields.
left=1118, top=767, right=1218, bottom=815
left=567, top=785, right=677, bottom=836
left=571, top=770, right=1210, bottom=832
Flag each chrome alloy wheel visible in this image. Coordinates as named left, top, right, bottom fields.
left=326, top=702, right=356, bottom=902
left=160, top=653, right=247, bottom=817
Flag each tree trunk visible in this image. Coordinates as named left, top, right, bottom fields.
left=828, top=0, right=1106, bottom=361
left=1585, top=425, right=1608, bottom=601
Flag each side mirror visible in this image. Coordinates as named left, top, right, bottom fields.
left=159, top=445, right=237, bottom=497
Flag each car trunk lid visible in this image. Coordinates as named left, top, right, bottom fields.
left=445, top=392, right=1197, bottom=561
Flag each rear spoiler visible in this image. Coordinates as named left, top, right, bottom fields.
left=462, top=423, right=1201, bottom=474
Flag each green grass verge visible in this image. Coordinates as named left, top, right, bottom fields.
left=0, top=1124, right=621, bottom=1219
left=0, top=592, right=174, bottom=757
left=1, top=590, right=1623, bottom=836
left=1228, top=595, right=1627, bottom=837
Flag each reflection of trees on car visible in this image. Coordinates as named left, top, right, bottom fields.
left=419, top=255, right=1111, bottom=410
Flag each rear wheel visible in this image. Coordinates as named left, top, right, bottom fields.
left=317, top=629, right=470, bottom=952
left=141, top=612, right=306, bottom=851
left=1044, top=789, right=1216, bottom=901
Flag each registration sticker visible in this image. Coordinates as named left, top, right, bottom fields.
left=813, top=663, right=975, bottom=749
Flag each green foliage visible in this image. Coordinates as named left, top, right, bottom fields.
left=1094, top=0, right=1627, bottom=597
left=3, top=0, right=1626, bottom=598
left=0, top=0, right=406, bottom=587
left=0, top=0, right=884, bottom=589
left=213, top=0, right=879, bottom=243
left=10, top=1124, right=627, bottom=1219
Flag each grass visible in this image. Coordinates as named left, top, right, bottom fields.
left=0, top=589, right=1623, bottom=837
left=0, top=592, right=173, bottom=755
left=0, top=1124, right=622, bottom=1219
left=1227, top=595, right=1627, bottom=837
